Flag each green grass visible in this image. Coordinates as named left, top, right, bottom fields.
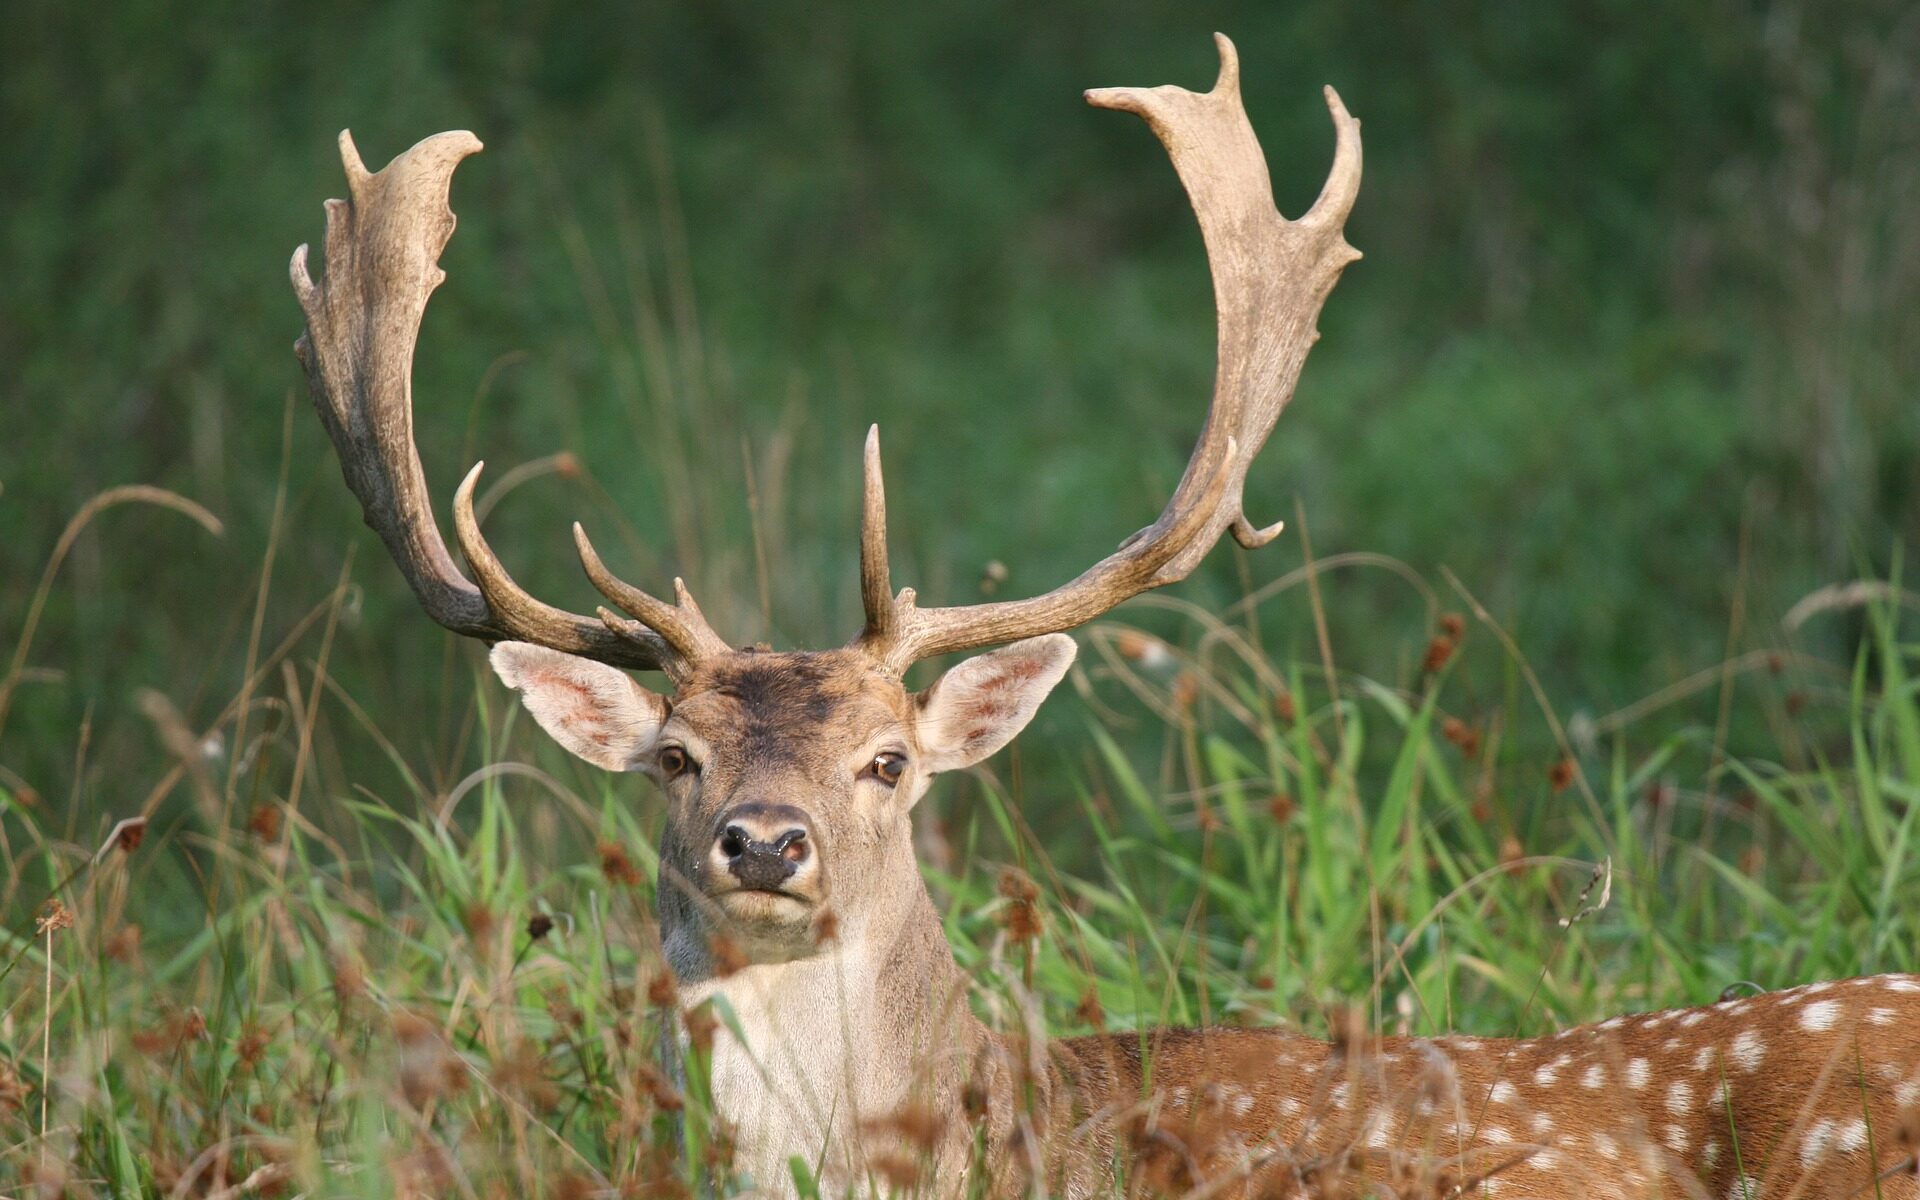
left=1, top=503, right=1914, bottom=1193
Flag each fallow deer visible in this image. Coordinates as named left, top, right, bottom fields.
left=293, top=33, right=1920, bottom=1200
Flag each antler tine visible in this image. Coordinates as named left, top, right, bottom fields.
left=852, top=36, right=1362, bottom=675
left=572, top=523, right=730, bottom=674
left=293, top=130, right=670, bottom=672
left=448, top=463, right=683, bottom=669
left=859, top=425, right=898, bottom=644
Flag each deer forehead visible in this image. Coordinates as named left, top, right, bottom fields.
left=669, top=650, right=914, bottom=765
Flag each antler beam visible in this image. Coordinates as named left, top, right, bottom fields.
left=291, top=130, right=725, bottom=680
left=854, top=34, right=1362, bottom=674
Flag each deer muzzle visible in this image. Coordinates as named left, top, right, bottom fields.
left=712, top=803, right=814, bottom=894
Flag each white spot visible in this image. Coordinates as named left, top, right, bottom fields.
left=1599, top=1016, right=1625, bottom=1031
left=1692, top=1044, right=1716, bottom=1072
left=1281, top=1096, right=1303, bottom=1117
left=1626, top=1059, right=1651, bottom=1089
left=1533, top=1054, right=1570, bottom=1087
left=1804, top=980, right=1835, bottom=995
left=1704, top=1139, right=1721, bottom=1168
left=1679, top=1011, right=1709, bottom=1028
left=1484, top=1126, right=1513, bottom=1144
left=1591, top=1131, right=1620, bottom=1159
left=1231, top=1093, right=1255, bottom=1116
left=1837, top=1118, right=1868, bottom=1154
left=1663, top=1037, right=1683, bottom=1052
left=1728, top=1177, right=1760, bottom=1200
left=1666, top=1081, right=1695, bottom=1114
left=1884, top=978, right=1920, bottom=993
left=1800, top=1000, right=1840, bottom=1031
left=1368, top=1122, right=1392, bottom=1148
left=1330, top=1082, right=1350, bottom=1110
left=1870, top=1007, right=1897, bottom=1026
left=1801, top=1118, right=1839, bottom=1169
left=1489, top=1081, right=1517, bottom=1105
left=1665, top=1125, right=1689, bottom=1152
left=1530, top=1112, right=1554, bottom=1136
left=1895, top=1080, right=1920, bottom=1109
left=1581, top=1064, right=1607, bottom=1090
left=1730, top=1029, right=1766, bottom=1072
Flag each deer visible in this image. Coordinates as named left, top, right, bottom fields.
left=290, top=32, right=1920, bottom=1200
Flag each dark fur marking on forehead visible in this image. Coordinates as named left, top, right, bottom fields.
left=693, top=651, right=880, bottom=765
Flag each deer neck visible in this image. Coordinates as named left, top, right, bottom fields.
left=665, top=845, right=982, bottom=1189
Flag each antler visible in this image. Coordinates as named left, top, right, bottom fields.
left=291, top=130, right=726, bottom=681
left=854, top=34, right=1362, bottom=675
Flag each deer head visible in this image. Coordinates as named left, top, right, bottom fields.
left=290, top=34, right=1360, bottom=978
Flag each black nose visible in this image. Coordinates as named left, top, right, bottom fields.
left=714, top=803, right=811, bottom=892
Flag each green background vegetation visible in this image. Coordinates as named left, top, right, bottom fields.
left=3, top=0, right=1920, bottom=1191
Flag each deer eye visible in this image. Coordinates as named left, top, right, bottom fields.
left=657, top=746, right=693, bottom=779
left=865, top=751, right=907, bottom=787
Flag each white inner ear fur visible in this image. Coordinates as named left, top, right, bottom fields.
left=490, top=642, right=668, bottom=772
left=915, top=633, right=1077, bottom=774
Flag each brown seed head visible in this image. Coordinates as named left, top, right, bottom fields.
left=115, top=818, right=147, bottom=853
left=709, top=935, right=748, bottom=977
left=599, top=841, right=644, bottom=888
left=525, top=912, right=554, bottom=941
left=647, top=971, right=679, bottom=1009
left=104, top=923, right=142, bottom=963
left=1547, top=758, right=1575, bottom=792
left=683, top=1002, right=718, bottom=1055
left=1422, top=635, right=1455, bottom=674
left=1274, top=691, right=1298, bottom=724
left=247, top=803, right=282, bottom=842
left=1440, top=612, right=1466, bottom=640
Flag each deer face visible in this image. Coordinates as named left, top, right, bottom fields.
left=491, top=635, right=1075, bottom=969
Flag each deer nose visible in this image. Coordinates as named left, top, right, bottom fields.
left=713, top=803, right=812, bottom=892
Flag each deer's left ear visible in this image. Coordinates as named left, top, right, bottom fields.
left=915, top=634, right=1077, bottom=774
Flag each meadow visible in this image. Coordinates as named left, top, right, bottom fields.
left=4, top=1, right=1919, bottom=1194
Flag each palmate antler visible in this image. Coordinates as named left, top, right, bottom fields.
left=292, top=35, right=1359, bottom=683
left=854, top=34, right=1362, bottom=675
left=290, top=131, right=727, bottom=682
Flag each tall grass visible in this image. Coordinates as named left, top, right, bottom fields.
left=1, top=489, right=1912, bottom=1194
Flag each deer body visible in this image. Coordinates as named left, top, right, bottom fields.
left=289, top=33, right=1920, bottom=1199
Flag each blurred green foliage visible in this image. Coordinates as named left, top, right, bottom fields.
left=3, top=0, right=1917, bottom=815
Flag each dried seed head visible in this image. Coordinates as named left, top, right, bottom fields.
left=1170, top=670, right=1199, bottom=712
left=1268, top=793, right=1297, bottom=823
left=114, top=818, right=147, bottom=853
left=709, top=935, right=748, bottom=977
left=35, top=899, right=74, bottom=936
left=646, top=971, right=679, bottom=1009
left=1440, top=612, right=1466, bottom=640
left=1547, top=758, right=1575, bottom=792
left=462, top=903, right=495, bottom=939
left=1422, top=635, right=1455, bottom=673
left=525, top=913, right=554, bottom=941
left=1274, top=690, right=1298, bottom=724
left=683, top=1002, right=718, bottom=1054
left=247, top=803, right=282, bottom=842
left=636, top=1060, right=683, bottom=1112
left=1075, top=987, right=1107, bottom=1031
left=599, top=841, right=644, bottom=888
left=1441, top=716, right=1480, bottom=757
left=104, top=923, right=142, bottom=963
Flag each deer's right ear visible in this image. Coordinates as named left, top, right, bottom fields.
left=490, top=643, right=669, bottom=772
